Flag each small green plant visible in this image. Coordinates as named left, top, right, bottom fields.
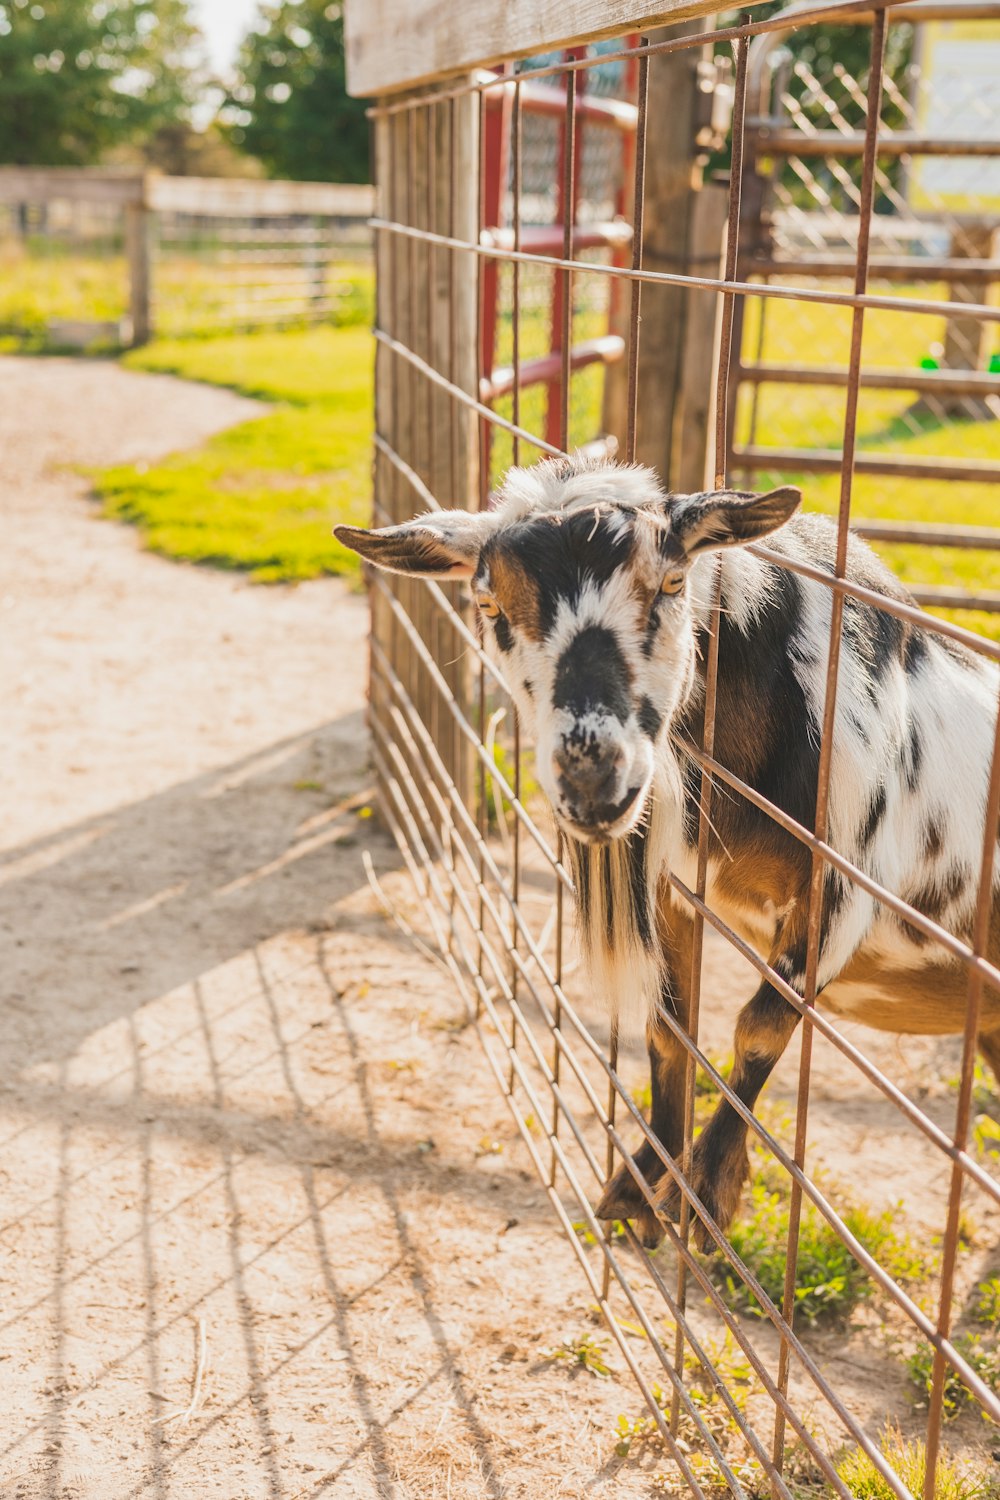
left=907, top=1332, right=1000, bottom=1418
left=974, top=1275, right=1000, bottom=1326
left=572, top=1218, right=626, bottom=1246
left=836, top=1423, right=993, bottom=1499
left=542, top=1332, right=613, bottom=1379
left=717, top=1181, right=927, bottom=1325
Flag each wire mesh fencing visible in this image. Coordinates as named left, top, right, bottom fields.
left=365, top=4, right=1000, bottom=1495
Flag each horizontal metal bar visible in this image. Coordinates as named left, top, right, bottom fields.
left=506, top=78, right=638, bottom=132
left=752, top=129, right=1000, bottom=158
left=732, top=445, right=1000, bottom=482
left=481, top=335, right=625, bottom=401
left=370, top=217, right=1000, bottom=325
left=748, top=540, right=1000, bottom=662
left=374, top=326, right=564, bottom=456
left=738, top=362, right=1000, bottom=396
left=480, top=222, right=633, bottom=254
left=746, top=256, right=1000, bottom=283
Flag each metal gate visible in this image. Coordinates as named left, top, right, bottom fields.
left=348, top=0, right=1000, bottom=1493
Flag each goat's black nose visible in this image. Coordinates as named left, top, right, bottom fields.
left=553, top=744, right=624, bottom=809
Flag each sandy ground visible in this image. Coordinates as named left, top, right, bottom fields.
left=0, top=357, right=703, bottom=1500
left=2, top=356, right=998, bottom=1500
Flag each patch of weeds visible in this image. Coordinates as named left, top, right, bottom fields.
left=907, top=1332, right=1000, bottom=1419
left=973, top=1112, right=1000, bottom=1162
left=974, top=1276, right=1000, bottom=1326
left=573, top=1218, right=626, bottom=1246
left=836, top=1422, right=996, bottom=1499
left=716, top=1179, right=927, bottom=1326
left=542, top=1332, right=613, bottom=1379
left=482, top=735, right=540, bottom=830
left=474, top=1135, right=503, bottom=1157
left=612, top=1336, right=767, bottom=1494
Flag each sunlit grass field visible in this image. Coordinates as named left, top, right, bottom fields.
left=79, top=264, right=999, bottom=634
left=733, top=282, right=1000, bottom=642
left=0, top=240, right=374, bottom=348
left=96, top=326, right=373, bottom=581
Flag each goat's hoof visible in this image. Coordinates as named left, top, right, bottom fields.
left=633, top=1203, right=665, bottom=1250
left=595, top=1162, right=667, bottom=1250
left=595, top=1162, right=648, bottom=1222
left=656, top=1145, right=749, bottom=1253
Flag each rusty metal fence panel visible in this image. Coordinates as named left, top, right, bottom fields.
left=363, top=4, right=1000, bottom=1495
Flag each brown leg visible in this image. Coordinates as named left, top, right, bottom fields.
left=595, top=1016, right=689, bottom=1247
left=595, top=905, right=694, bottom=1250
left=659, top=977, right=801, bottom=1251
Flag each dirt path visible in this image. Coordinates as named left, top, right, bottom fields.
left=0, top=358, right=680, bottom=1500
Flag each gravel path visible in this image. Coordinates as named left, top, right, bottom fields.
left=0, top=356, right=667, bottom=1500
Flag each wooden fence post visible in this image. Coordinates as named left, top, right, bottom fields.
left=125, top=178, right=152, bottom=346
left=623, top=22, right=721, bottom=491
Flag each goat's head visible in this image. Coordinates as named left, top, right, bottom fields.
left=337, top=459, right=800, bottom=844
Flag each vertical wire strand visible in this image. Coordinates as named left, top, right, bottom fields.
left=669, top=22, right=751, bottom=1440
left=604, top=38, right=648, bottom=1307
left=551, top=58, right=577, bottom=1192
left=771, top=9, right=887, bottom=1481
left=923, top=701, right=1000, bottom=1490
left=476, top=89, right=488, bottom=1011
left=508, top=77, right=523, bottom=1096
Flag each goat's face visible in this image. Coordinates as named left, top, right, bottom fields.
left=336, top=459, right=800, bottom=844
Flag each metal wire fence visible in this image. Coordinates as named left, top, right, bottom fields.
left=364, top=4, right=1000, bottom=1494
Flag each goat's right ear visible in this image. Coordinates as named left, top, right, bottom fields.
left=334, top=509, right=493, bottom=579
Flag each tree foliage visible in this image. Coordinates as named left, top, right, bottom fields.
left=226, top=0, right=368, bottom=183
left=0, top=0, right=204, bottom=166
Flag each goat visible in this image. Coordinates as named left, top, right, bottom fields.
left=336, top=456, right=1000, bottom=1249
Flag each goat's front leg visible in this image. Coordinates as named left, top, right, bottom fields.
left=595, top=1012, right=689, bottom=1248
left=595, top=908, right=694, bottom=1250
left=658, top=978, right=801, bottom=1250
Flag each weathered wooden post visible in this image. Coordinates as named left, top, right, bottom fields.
left=125, top=176, right=152, bottom=346
left=602, top=27, right=730, bottom=491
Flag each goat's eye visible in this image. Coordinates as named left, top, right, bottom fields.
left=475, top=592, right=501, bottom=619
left=660, top=571, right=685, bottom=595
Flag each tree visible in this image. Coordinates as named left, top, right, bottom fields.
left=225, top=0, right=368, bottom=183
left=0, top=0, right=205, bottom=166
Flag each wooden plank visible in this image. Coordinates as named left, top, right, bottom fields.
left=746, top=255, right=1000, bottom=282
left=852, top=520, right=1000, bottom=550
left=674, top=181, right=728, bottom=491
left=344, top=0, right=721, bottom=96
left=732, top=445, right=1000, bottom=482
left=626, top=20, right=709, bottom=489
left=753, top=129, right=1000, bottom=158
left=147, top=175, right=374, bottom=218
left=0, top=167, right=143, bottom=206
left=909, top=587, right=1000, bottom=612
left=738, top=363, right=1000, bottom=396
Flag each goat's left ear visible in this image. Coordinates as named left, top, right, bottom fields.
left=666, top=485, right=802, bottom=560
left=334, top=509, right=495, bottom=579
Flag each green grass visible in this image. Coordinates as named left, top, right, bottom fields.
left=906, top=1332, right=1000, bottom=1420
left=713, top=1172, right=927, bottom=1327
left=834, top=1424, right=996, bottom=1500
left=0, top=240, right=374, bottom=349
left=95, top=325, right=374, bottom=582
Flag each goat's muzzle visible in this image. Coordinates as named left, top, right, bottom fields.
left=553, top=742, right=642, bottom=841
